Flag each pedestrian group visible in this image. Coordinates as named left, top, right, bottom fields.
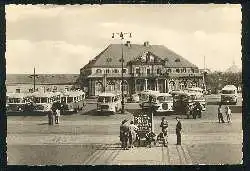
left=48, top=106, right=61, bottom=125
left=218, top=104, right=232, bottom=123
left=119, top=116, right=182, bottom=150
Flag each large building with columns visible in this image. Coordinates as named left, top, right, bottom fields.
left=80, top=41, right=204, bottom=97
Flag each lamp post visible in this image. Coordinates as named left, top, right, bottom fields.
left=112, top=32, right=132, bottom=114
left=29, top=67, right=39, bottom=92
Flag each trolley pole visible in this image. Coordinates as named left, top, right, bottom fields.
left=29, top=67, right=39, bottom=92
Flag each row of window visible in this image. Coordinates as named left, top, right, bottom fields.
left=96, top=68, right=127, bottom=74
left=134, top=68, right=196, bottom=74
left=13, top=87, right=70, bottom=93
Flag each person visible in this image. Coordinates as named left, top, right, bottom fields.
left=193, top=102, right=202, bottom=119
left=145, top=128, right=156, bottom=148
left=218, top=104, right=225, bottom=123
left=128, top=120, right=139, bottom=148
left=225, top=106, right=232, bottom=123
left=176, top=117, right=182, bottom=145
left=55, top=108, right=61, bottom=124
left=120, top=119, right=130, bottom=150
left=160, top=117, right=168, bottom=147
left=48, top=109, right=53, bottom=125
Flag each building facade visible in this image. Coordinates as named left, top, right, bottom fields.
left=80, top=41, right=204, bottom=97
left=6, top=74, right=79, bottom=93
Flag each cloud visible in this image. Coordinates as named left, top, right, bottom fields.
left=5, top=4, right=242, bottom=73
left=6, top=40, right=100, bottom=74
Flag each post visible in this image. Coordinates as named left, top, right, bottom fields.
left=112, top=32, right=132, bottom=114
left=33, top=67, right=36, bottom=92
left=121, top=42, right=125, bottom=114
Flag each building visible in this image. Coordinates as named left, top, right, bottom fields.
left=6, top=74, right=79, bottom=93
left=80, top=41, right=204, bottom=97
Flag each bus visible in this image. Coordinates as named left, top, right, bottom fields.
left=172, top=91, right=195, bottom=116
left=221, top=85, right=238, bottom=105
left=60, top=90, right=86, bottom=113
left=188, top=92, right=206, bottom=111
left=139, top=90, right=160, bottom=109
left=150, top=92, right=174, bottom=114
left=32, top=92, right=57, bottom=113
left=6, top=93, right=27, bottom=112
left=97, top=92, right=122, bottom=115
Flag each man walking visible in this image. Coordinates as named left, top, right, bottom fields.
left=120, top=119, right=129, bottom=150
left=176, top=117, right=182, bottom=145
left=218, top=104, right=225, bottom=123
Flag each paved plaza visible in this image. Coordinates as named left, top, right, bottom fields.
left=7, top=95, right=243, bottom=165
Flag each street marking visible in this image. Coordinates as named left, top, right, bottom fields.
left=180, top=145, right=192, bottom=164
left=83, top=145, right=105, bottom=165
left=168, top=145, right=180, bottom=165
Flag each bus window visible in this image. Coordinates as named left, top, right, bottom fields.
left=33, top=97, right=40, bottom=103
left=98, top=96, right=112, bottom=103
left=61, top=97, right=66, bottom=103
left=41, top=97, right=48, bottom=103
left=222, top=90, right=235, bottom=94
left=67, top=97, right=74, bottom=103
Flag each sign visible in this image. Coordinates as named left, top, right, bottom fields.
left=134, top=109, right=153, bottom=138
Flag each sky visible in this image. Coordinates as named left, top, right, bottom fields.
left=6, top=4, right=242, bottom=74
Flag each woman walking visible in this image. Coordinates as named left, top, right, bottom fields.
left=225, top=106, right=232, bottom=123
left=128, top=121, right=139, bottom=148
left=55, top=108, right=61, bottom=124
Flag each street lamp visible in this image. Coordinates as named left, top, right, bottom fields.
left=112, top=32, right=132, bottom=114
left=29, top=67, right=39, bottom=92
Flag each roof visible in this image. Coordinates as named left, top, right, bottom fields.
left=222, top=85, right=237, bottom=90
left=151, top=92, right=172, bottom=97
left=84, top=43, right=198, bottom=69
left=98, top=92, right=120, bottom=97
left=6, top=74, right=79, bottom=85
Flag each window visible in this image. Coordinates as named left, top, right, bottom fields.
left=122, top=69, right=127, bottom=73
left=135, top=68, right=140, bottom=74
left=106, top=69, right=110, bottom=74
left=157, top=69, right=161, bottom=74
left=147, top=69, right=150, bottom=75
left=191, top=69, right=195, bottom=73
left=176, top=69, right=180, bottom=73
left=96, top=69, right=102, bottom=73
left=15, top=89, right=20, bottom=93
left=113, top=69, right=118, bottom=73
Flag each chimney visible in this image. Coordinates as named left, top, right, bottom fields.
left=126, top=41, right=131, bottom=47
left=144, top=41, right=149, bottom=47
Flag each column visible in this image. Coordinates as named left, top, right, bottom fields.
left=88, top=79, right=92, bottom=97
left=134, top=78, right=137, bottom=93
left=145, top=79, right=148, bottom=90
left=155, top=78, right=158, bottom=91
left=164, top=79, right=167, bottom=93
